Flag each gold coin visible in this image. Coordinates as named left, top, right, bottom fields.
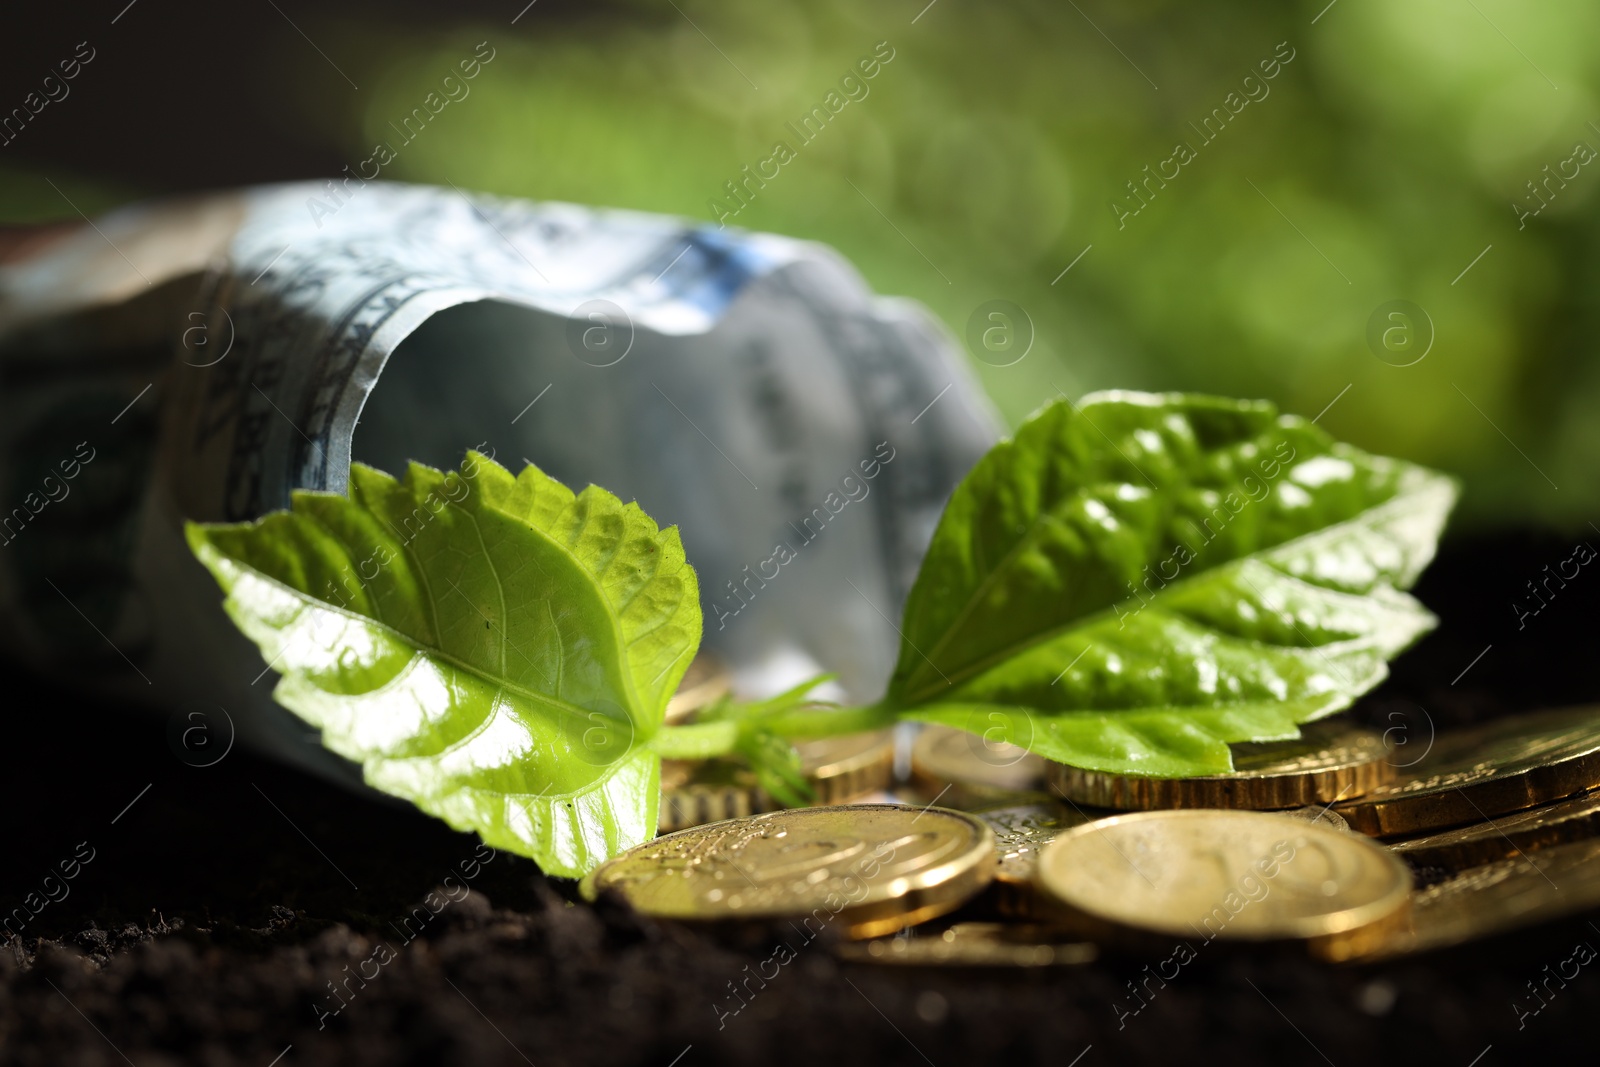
left=584, top=804, right=996, bottom=939
left=1333, top=705, right=1600, bottom=837
left=911, top=724, right=1046, bottom=802
left=1278, top=804, right=1356, bottom=834
left=1048, top=718, right=1393, bottom=811
left=664, top=652, right=733, bottom=725
left=981, top=802, right=1093, bottom=885
left=1352, top=835, right=1600, bottom=960
left=657, top=759, right=767, bottom=832
left=802, top=731, right=899, bottom=803
left=974, top=803, right=1347, bottom=918
left=657, top=730, right=896, bottom=832
left=834, top=922, right=1098, bottom=968
left=1389, top=788, right=1600, bottom=871
left=1035, top=809, right=1412, bottom=961
left=973, top=801, right=1097, bottom=918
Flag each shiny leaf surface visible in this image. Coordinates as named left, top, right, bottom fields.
left=187, top=452, right=699, bottom=877
left=892, top=391, right=1456, bottom=776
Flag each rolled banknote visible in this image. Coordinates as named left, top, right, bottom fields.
left=0, top=181, right=997, bottom=780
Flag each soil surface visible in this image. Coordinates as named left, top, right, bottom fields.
left=3, top=532, right=1598, bottom=1066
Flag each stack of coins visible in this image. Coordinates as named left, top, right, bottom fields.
left=658, top=730, right=896, bottom=832
left=1331, top=705, right=1600, bottom=836
left=1048, top=718, right=1396, bottom=810
left=617, top=675, right=1600, bottom=964
left=1333, top=706, right=1600, bottom=959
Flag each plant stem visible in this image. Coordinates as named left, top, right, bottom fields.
left=649, top=719, right=740, bottom=759
left=651, top=702, right=900, bottom=759
left=763, top=701, right=899, bottom=739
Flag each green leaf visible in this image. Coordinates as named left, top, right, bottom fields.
left=186, top=452, right=700, bottom=878
left=889, top=391, right=1457, bottom=777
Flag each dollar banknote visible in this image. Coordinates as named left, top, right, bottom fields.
left=0, top=181, right=998, bottom=779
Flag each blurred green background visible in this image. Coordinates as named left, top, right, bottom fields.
left=5, top=0, right=1598, bottom=528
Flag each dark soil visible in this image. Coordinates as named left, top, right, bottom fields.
left=3, top=531, right=1598, bottom=1067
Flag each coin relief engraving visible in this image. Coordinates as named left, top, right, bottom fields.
left=585, top=805, right=996, bottom=939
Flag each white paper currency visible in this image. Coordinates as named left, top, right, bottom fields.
left=0, top=181, right=998, bottom=781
